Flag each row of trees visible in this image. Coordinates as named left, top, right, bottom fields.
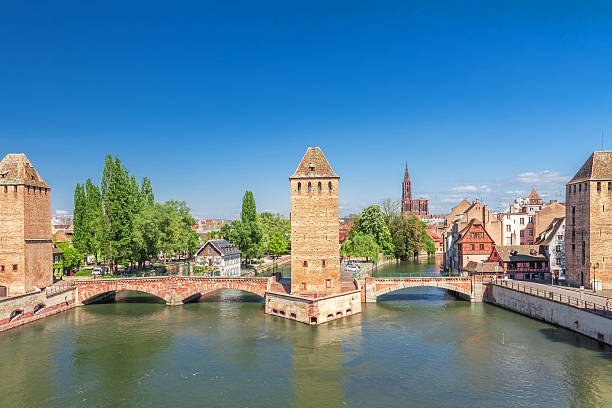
left=220, top=191, right=290, bottom=264
left=72, top=155, right=199, bottom=270
left=341, top=199, right=435, bottom=261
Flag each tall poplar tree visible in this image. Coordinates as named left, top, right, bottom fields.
left=72, top=183, right=88, bottom=255
left=85, top=178, right=105, bottom=263
left=234, top=191, right=263, bottom=263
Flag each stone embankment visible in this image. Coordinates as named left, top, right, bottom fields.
left=484, top=280, right=612, bottom=345
left=0, top=282, right=76, bottom=332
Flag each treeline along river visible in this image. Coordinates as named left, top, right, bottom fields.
left=1, top=260, right=611, bottom=407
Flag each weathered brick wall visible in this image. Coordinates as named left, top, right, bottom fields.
left=290, top=177, right=340, bottom=295
left=588, top=181, right=612, bottom=288
left=566, top=181, right=593, bottom=288
left=24, top=185, right=53, bottom=290
left=0, top=185, right=26, bottom=294
left=265, top=291, right=361, bottom=325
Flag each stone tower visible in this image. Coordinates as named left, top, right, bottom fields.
left=565, top=151, right=612, bottom=289
left=290, top=147, right=340, bottom=295
left=0, top=154, right=53, bottom=295
left=401, top=163, right=412, bottom=214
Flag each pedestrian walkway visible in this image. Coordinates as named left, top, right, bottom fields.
left=509, top=280, right=610, bottom=308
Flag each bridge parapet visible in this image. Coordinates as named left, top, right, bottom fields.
left=365, top=276, right=481, bottom=303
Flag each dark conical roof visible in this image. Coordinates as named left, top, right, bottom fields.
left=570, top=151, right=612, bottom=183
left=290, top=147, right=339, bottom=179
left=0, top=153, right=49, bottom=188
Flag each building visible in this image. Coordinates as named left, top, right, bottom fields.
left=52, top=244, right=63, bottom=279
left=534, top=201, right=565, bottom=237
left=194, top=239, right=241, bottom=277
left=464, top=261, right=502, bottom=278
left=487, top=245, right=550, bottom=280
left=444, top=199, right=502, bottom=271
left=534, top=217, right=566, bottom=280
left=401, top=164, right=429, bottom=217
left=290, top=147, right=340, bottom=295
left=0, top=154, right=53, bottom=296
left=426, top=229, right=444, bottom=255
left=565, top=151, right=612, bottom=289
left=455, top=219, right=495, bottom=273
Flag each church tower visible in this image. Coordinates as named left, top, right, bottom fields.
left=289, top=147, right=340, bottom=295
left=402, top=163, right=412, bottom=214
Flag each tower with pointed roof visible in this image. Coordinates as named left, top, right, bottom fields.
left=0, top=154, right=53, bottom=295
left=290, top=147, right=340, bottom=295
left=565, top=151, right=612, bottom=289
left=401, top=164, right=429, bottom=217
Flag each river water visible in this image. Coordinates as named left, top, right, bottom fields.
left=1, top=260, right=611, bottom=408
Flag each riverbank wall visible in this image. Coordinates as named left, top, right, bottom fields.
left=484, top=283, right=612, bottom=346
left=0, top=284, right=76, bottom=332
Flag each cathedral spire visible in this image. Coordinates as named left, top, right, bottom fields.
left=404, top=162, right=410, bottom=180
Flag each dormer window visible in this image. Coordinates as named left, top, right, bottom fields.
left=31, top=175, right=35, bottom=180
left=308, top=163, right=315, bottom=172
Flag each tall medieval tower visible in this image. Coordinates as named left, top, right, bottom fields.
left=290, top=147, right=340, bottom=295
left=565, top=151, right=612, bottom=289
left=0, top=154, right=53, bottom=295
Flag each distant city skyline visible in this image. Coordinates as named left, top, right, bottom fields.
left=2, top=2, right=611, bottom=218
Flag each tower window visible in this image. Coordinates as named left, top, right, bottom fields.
left=297, top=182, right=301, bottom=191
left=326, top=279, right=332, bottom=288
left=322, top=259, right=326, bottom=267
left=308, top=182, right=311, bottom=192
left=318, top=182, right=321, bottom=191
left=12, top=264, right=17, bottom=271
left=303, top=260, right=308, bottom=267
left=301, top=282, right=307, bottom=290
left=0, top=265, right=4, bottom=272
left=328, top=182, right=332, bottom=191
left=597, top=182, right=601, bottom=191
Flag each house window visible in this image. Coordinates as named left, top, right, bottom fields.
left=469, top=244, right=475, bottom=251
left=556, top=257, right=562, bottom=265
left=506, top=225, right=511, bottom=232
left=528, top=216, right=534, bottom=223
left=520, top=218, right=524, bottom=225
left=301, top=282, right=307, bottom=290
left=321, top=259, right=326, bottom=267
left=479, top=244, right=485, bottom=250
left=303, top=260, right=308, bottom=267
left=326, top=279, right=332, bottom=288
left=597, top=182, right=601, bottom=191
left=528, top=229, right=533, bottom=237
left=520, top=230, right=524, bottom=238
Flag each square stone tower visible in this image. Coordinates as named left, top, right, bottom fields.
left=290, top=147, right=340, bottom=295
left=565, top=151, right=612, bottom=289
left=0, top=154, right=53, bottom=295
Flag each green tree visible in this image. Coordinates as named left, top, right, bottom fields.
left=85, top=179, right=105, bottom=263
left=259, top=212, right=291, bottom=254
left=233, top=191, right=263, bottom=263
left=355, top=205, right=395, bottom=258
left=72, top=183, right=88, bottom=256
left=381, top=198, right=401, bottom=224
left=389, top=214, right=429, bottom=260
left=340, top=230, right=380, bottom=261
left=268, top=231, right=287, bottom=256
left=132, top=204, right=161, bottom=267
left=57, top=242, right=83, bottom=272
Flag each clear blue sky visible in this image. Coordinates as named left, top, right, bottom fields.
left=2, top=1, right=611, bottom=218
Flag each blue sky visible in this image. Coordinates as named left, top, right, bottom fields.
left=2, top=1, right=612, bottom=218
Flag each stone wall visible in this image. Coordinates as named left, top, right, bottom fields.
left=0, top=286, right=76, bottom=332
left=290, top=177, right=340, bottom=295
left=484, top=283, right=612, bottom=345
left=265, top=290, right=362, bottom=325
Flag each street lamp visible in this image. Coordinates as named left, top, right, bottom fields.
left=589, top=261, right=600, bottom=292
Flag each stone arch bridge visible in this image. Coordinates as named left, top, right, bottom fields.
left=74, top=276, right=277, bottom=306
left=363, top=276, right=482, bottom=303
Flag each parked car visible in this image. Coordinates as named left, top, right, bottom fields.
left=345, top=264, right=360, bottom=272
left=92, top=267, right=103, bottom=277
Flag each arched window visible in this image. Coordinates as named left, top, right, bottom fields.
left=33, top=303, right=45, bottom=315
left=318, top=182, right=322, bottom=192
left=9, top=310, right=23, bottom=322
left=328, top=182, right=332, bottom=191
left=297, top=182, right=301, bottom=191
left=308, top=182, right=312, bottom=192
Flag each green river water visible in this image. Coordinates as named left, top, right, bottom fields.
left=1, top=260, right=611, bottom=408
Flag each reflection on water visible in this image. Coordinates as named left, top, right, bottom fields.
left=1, top=282, right=611, bottom=408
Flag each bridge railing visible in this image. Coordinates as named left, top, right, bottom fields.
left=493, top=279, right=612, bottom=319
left=370, top=271, right=464, bottom=279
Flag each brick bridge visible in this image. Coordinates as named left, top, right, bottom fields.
left=74, top=276, right=277, bottom=306
left=363, top=276, right=482, bottom=302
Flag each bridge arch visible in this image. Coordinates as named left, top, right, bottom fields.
left=368, top=277, right=473, bottom=302
left=77, top=282, right=170, bottom=305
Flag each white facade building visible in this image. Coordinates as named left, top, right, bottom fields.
left=195, top=239, right=242, bottom=277
left=534, top=217, right=566, bottom=280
